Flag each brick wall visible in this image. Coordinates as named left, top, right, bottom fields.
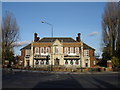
left=89, top=49, right=96, bottom=67
left=21, top=50, right=25, bottom=67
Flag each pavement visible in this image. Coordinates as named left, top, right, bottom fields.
left=2, top=69, right=120, bottom=88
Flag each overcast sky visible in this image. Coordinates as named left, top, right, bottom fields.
left=2, top=2, right=107, bottom=56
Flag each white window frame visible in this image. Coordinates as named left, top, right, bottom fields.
left=26, top=50, right=30, bottom=55
left=64, top=47, right=69, bottom=54
left=35, top=47, right=39, bottom=54
left=75, top=47, right=79, bottom=54
left=70, top=47, right=74, bottom=53
left=93, top=61, right=96, bottom=65
left=46, top=47, right=50, bottom=53
left=40, top=47, right=44, bottom=53
left=84, top=50, right=89, bottom=56
left=55, top=47, right=59, bottom=54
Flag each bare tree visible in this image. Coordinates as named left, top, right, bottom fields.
left=102, top=2, right=120, bottom=59
left=2, top=11, right=19, bottom=65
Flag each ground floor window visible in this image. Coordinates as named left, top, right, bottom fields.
left=46, top=60, right=49, bottom=65
left=35, top=60, right=39, bottom=65
left=86, top=63, right=88, bottom=67
left=65, top=60, right=68, bottom=65
left=70, top=60, right=73, bottom=65
left=76, top=60, right=79, bottom=65
left=40, top=60, right=44, bottom=65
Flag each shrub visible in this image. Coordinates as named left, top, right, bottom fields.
left=111, top=57, right=120, bottom=68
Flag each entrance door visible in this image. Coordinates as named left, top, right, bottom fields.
left=55, top=58, right=59, bottom=65
left=26, top=60, right=30, bottom=67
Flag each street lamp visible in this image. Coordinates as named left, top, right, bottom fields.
left=41, top=21, right=53, bottom=37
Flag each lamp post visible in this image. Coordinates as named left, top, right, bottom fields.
left=41, top=21, right=53, bottom=37
left=41, top=21, right=53, bottom=71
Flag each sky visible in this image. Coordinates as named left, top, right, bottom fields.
left=2, top=2, right=107, bottom=57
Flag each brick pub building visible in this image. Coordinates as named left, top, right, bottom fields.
left=20, top=33, right=96, bottom=69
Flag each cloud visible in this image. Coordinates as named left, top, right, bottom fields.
left=88, top=32, right=98, bottom=36
left=13, top=41, right=31, bottom=46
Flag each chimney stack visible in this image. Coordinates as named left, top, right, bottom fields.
left=76, top=33, right=81, bottom=42
left=34, top=33, right=37, bottom=42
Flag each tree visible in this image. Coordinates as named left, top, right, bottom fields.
left=102, top=2, right=120, bottom=60
left=2, top=11, right=19, bottom=65
left=111, top=57, right=120, bottom=68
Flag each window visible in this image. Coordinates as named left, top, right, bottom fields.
left=75, top=47, right=79, bottom=53
left=46, top=60, right=49, bottom=65
left=26, top=50, right=30, bottom=55
left=40, top=47, right=44, bottom=53
left=86, top=63, right=88, bottom=67
left=65, top=60, right=68, bottom=65
left=46, top=47, right=50, bottom=53
left=93, top=61, right=96, bottom=65
left=55, top=47, right=59, bottom=54
left=35, top=47, right=39, bottom=54
left=70, top=60, right=73, bottom=65
left=70, top=47, right=74, bottom=53
left=35, top=60, right=39, bottom=65
left=84, top=50, right=89, bottom=56
left=76, top=60, right=79, bottom=65
left=85, top=59, right=89, bottom=67
left=64, top=47, right=68, bottom=54
left=40, top=60, right=44, bottom=65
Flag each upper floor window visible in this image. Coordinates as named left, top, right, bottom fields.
left=75, top=47, right=79, bottom=53
left=55, top=47, right=59, bottom=54
left=84, top=50, right=89, bottom=56
left=26, top=50, right=30, bottom=55
left=46, top=47, right=50, bottom=53
left=64, top=47, right=69, bottom=54
left=70, top=47, right=74, bottom=53
left=40, top=47, right=44, bottom=53
left=35, top=47, right=39, bottom=54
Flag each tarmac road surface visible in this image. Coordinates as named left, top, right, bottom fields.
left=2, top=70, right=120, bottom=89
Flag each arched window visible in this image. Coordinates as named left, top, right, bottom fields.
left=70, top=60, right=73, bottom=65
left=76, top=60, right=79, bottom=65
left=65, top=60, right=68, bottom=65
left=35, top=60, right=39, bottom=65
left=40, top=60, right=44, bottom=65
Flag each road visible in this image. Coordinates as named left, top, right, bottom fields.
left=2, top=71, right=120, bottom=89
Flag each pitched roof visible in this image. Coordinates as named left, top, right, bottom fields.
left=20, top=44, right=31, bottom=50
left=38, top=37, right=77, bottom=43
left=83, top=43, right=95, bottom=50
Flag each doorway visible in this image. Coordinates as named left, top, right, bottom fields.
left=54, top=58, right=59, bottom=65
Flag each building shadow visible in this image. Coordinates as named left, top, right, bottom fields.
left=32, top=74, right=85, bottom=89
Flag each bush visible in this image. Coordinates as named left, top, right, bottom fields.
left=111, top=57, right=120, bottom=68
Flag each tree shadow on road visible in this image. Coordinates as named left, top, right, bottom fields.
left=92, top=77, right=119, bottom=88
